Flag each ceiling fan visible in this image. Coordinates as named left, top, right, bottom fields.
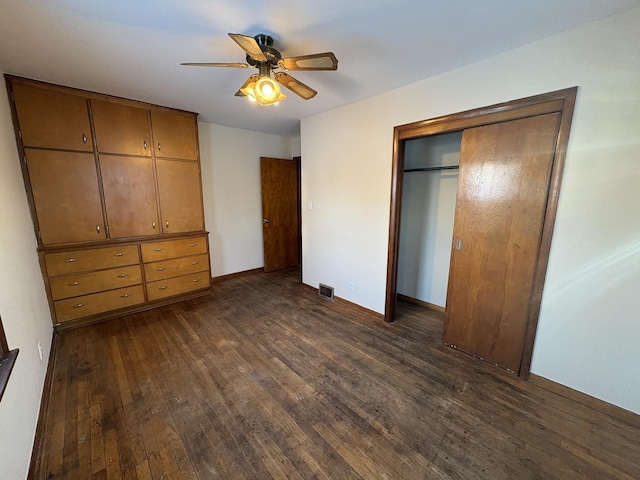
left=181, top=33, right=338, bottom=106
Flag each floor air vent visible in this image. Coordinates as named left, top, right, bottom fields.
left=319, top=283, right=334, bottom=301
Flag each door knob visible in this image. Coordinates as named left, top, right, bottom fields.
left=263, top=218, right=270, bottom=224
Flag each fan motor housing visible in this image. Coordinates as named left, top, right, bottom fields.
left=246, top=34, right=282, bottom=67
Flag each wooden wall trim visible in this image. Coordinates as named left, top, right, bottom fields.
left=529, top=374, right=640, bottom=428
left=303, top=283, right=384, bottom=320
left=211, top=267, right=265, bottom=283
left=519, top=88, right=578, bottom=377
left=27, top=332, right=58, bottom=480
left=396, top=294, right=445, bottom=313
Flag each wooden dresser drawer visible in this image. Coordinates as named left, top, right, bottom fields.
left=141, top=236, right=207, bottom=263
left=146, top=272, right=210, bottom=302
left=49, top=265, right=142, bottom=300
left=143, top=253, right=208, bottom=282
left=45, top=245, right=140, bottom=276
left=54, top=285, right=145, bottom=322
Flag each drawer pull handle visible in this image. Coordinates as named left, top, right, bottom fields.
left=192, top=278, right=201, bottom=283
left=158, top=286, right=168, bottom=290
left=114, top=252, right=125, bottom=257
left=120, top=293, right=132, bottom=298
left=117, top=273, right=128, bottom=278
left=82, top=133, right=87, bottom=144
left=156, top=267, right=166, bottom=271
left=68, top=281, right=81, bottom=286
left=72, top=303, right=85, bottom=309
left=96, top=225, right=101, bottom=234
left=189, top=243, right=197, bottom=247
left=190, top=261, right=199, bottom=265
left=143, top=140, right=147, bottom=150
left=154, top=247, right=163, bottom=252
left=64, top=258, right=76, bottom=263
left=157, top=142, right=161, bottom=151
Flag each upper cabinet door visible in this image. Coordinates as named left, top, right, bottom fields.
left=151, top=110, right=199, bottom=160
left=12, top=83, right=93, bottom=151
left=26, top=149, right=106, bottom=245
left=92, top=100, right=152, bottom=156
left=156, top=159, right=204, bottom=234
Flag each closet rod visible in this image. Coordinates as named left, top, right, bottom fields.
left=403, top=165, right=459, bottom=173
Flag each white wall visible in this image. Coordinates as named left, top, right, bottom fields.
left=397, top=133, right=460, bottom=307
left=0, top=74, right=54, bottom=479
left=198, top=122, right=293, bottom=277
left=301, top=9, right=640, bottom=413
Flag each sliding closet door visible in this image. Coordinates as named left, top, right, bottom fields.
left=443, top=113, right=561, bottom=373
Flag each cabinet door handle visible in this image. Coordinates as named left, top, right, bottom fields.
left=143, top=140, right=147, bottom=150
left=154, top=247, right=163, bottom=252
left=158, top=286, right=168, bottom=290
left=192, top=278, right=201, bottom=283
left=189, top=243, right=197, bottom=247
left=114, top=252, right=125, bottom=257
left=156, top=267, right=166, bottom=271
left=152, top=221, right=156, bottom=229
left=67, top=281, right=81, bottom=286
left=64, top=258, right=76, bottom=263
left=190, top=261, right=199, bottom=265
left=120, top=293, right=132, bottom=298
left=82, top=133, right=87, bottom=144
left=456, top=239, right=462, bottom=251
left=157, top=142, right=161, bottom=151
left=72, top=303, right=85, bottom=309
left=96, top=225, right=101, bottom=234
left=165, top=221, right=169, bottom=228
left=117, top=273, right=128, bottom=278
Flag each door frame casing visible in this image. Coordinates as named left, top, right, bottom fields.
left=384, top=87, right=578, bottom=378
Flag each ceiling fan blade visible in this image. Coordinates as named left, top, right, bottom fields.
left=235, top=74, right=258, bottom=97
left=275, top=72, right=317, bottom=100
left=278, top=52, right=338, bottom=71
left=228, top=33, right=268, bottom=62
left=181, top=62, right=249, bottom=68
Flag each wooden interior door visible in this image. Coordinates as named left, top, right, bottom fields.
left=261, top=157, right=299, bottom=272
left=100, top=155, right=159, bottom=238
left=443, top=113, right=561, bottom=373
left=26, top=149, right=106, bottom=245
left=156, top=159, right=204, bottom=233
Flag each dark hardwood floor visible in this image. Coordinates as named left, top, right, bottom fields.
left=33, top=268, right=640, bottom=479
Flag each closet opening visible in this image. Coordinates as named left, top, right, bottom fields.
left=396, top=132, right=462, bottom=314
left=384, top=87, right=577, bottom=377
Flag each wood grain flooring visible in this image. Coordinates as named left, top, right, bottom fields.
left=33, top=268, right=640, bottom=479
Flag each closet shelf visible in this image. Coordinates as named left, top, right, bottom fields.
left=404, top=165, right=459, bottom=173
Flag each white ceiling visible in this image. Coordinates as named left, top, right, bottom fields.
left=1, top=0, right=639, bottom=137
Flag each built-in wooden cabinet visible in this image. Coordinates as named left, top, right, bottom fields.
left=156, top=159, right=205, bottom=233
left=25, top=149, right=106, bottom=245
left=92, top=99, right=152, bottom=156
left=151, top=109, right=199, bottom=160
left=141, top=236, right=210, bottom=301
left=6, top=76, right=211, bottom=329
left=11, top=83, right=93, bottom=151
left=100, top=155, right=160, bottom=238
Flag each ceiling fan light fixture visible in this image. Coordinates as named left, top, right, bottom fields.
left=184, top=32, right=336, bottom=105
left=251, top=75, right=286, bottom=106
